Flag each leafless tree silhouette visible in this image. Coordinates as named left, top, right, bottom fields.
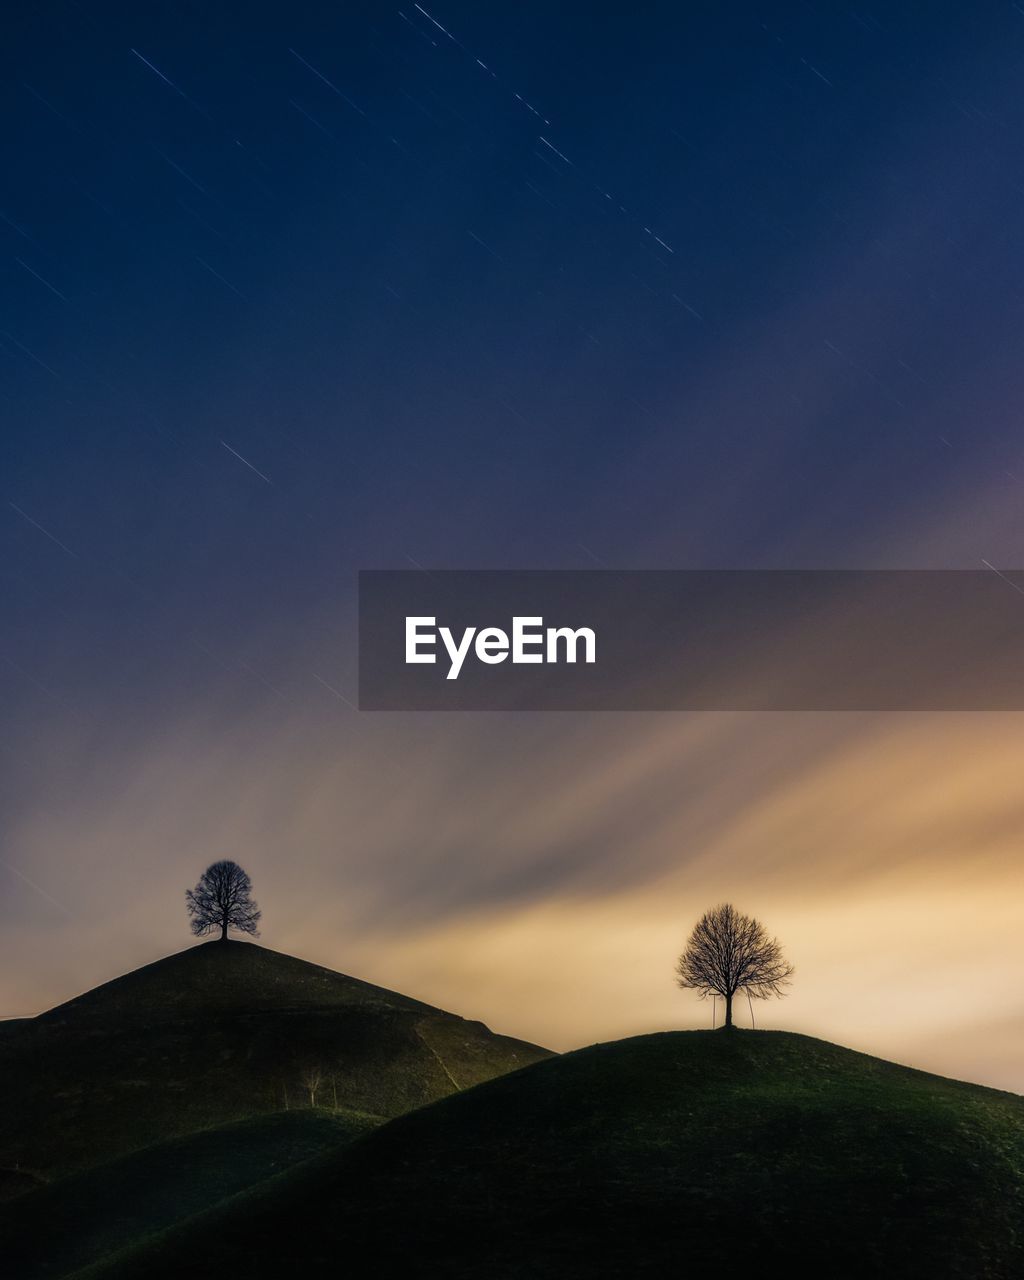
left=675, top=903, right=793, bottom=1029
left=185, top=860, right=261, bottom=942
left=299, top=1064, right=324, bottom=1108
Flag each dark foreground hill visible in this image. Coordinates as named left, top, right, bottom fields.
left=0, top=940, right=549, bottom=1179
left=2, top=1109, right=376, bottom=1280
left=87, top=1030, right=1024, bottom=1280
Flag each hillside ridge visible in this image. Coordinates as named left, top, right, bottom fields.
left=39, top=939, right=444, bottom=1025
left=0, top=939, right=551, bottom=1180
left=78, top=1028, right=1024, bottom=1279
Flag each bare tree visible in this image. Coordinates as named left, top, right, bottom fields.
left=675, top=903, right=793, bottom=1029
left=300, top=1064, right=324, bottom=1108
left=185, top=860, right=261, bottom=942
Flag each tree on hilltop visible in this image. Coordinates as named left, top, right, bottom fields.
left=675, top=903, right=792, bottom=1029
left=186, top=860, right=261, bottom=942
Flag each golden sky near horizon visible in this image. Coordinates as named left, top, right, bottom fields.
left=3, top=696, right=1023, bottom=1095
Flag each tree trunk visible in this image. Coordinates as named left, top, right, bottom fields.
left=724, top=990, right=733, bottom=1028
left=220, top=920, right=228, bottom=942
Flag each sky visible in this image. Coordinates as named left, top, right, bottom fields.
left=3, top=1, right=1024, bottom=1090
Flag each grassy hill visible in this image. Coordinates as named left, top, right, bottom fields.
left=83, top=1030, right=1024, bottom=1280
left=1, top=1109, right=378, bottom=1280
left=0, top=940, right=549, bottom=1179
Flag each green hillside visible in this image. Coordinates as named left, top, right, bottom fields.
left=85, top=1030, right=1024, bottom=1280
left=1, top=1109, right=378, bottom=1280
left=0, top=940, right=549, bottom=1179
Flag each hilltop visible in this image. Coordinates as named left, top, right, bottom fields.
left=0, top=939, right=550, bottom=1179
left=85, top=1030, right=1024, bottom=1280
left=35, top=938, right=436, bottom=1025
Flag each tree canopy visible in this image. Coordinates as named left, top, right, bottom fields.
left=676, top=903, right=792, bottom=1028
left=186, top=860, right=261, bottom=942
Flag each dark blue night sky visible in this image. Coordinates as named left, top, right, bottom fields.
left=7, top=1, right=1024, bottom=718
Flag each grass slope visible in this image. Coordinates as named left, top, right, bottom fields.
left=0, top=940, right=549, bottom=1178
left=87, top=1030, right=1024, bottom=1280
left=1, top=1109, right=378, bottom=1280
